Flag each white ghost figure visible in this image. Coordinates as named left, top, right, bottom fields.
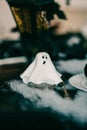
left=20, top=52, right=63, bottom=86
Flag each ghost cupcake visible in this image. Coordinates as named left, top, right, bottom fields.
left=20, top=52, right=63, bottom=89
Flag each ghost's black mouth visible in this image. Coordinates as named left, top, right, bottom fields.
left=43, top=61, right=46, bottom=65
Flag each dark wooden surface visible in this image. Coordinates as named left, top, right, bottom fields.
left=0, top=63, right=27, bottom=85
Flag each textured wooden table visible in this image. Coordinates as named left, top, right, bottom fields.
left=0, top=63, right=27, bottom=85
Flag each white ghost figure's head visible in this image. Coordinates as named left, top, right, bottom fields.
left=20, top=52, right=63, bottom=86
left=35, top=52, right=48, bottom=66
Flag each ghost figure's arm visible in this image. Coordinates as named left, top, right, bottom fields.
left=20, top=59, right=36, bottom=83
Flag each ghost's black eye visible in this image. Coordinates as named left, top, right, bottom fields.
left=42, top=56, right=44, bottom=59
left=46, top=56, right=47, bottom=59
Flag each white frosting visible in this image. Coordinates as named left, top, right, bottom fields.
left=20, top=52, right=62, bottom=85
